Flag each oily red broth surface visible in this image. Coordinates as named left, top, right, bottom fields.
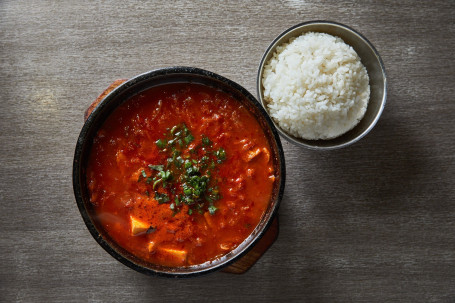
left=87, top=83, right=276, bottom=267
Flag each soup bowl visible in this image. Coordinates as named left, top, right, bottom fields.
left=73, top=67, right=285, bottom=277
left=257, top=21, right=387, bottom=150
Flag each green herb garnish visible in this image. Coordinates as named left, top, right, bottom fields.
left=137, top=123, right=225, bottom=215
left=155, top=192, right=170, bottom=204
left=215, top=148, right=226, bottom=161
left=208, top=205, right=218, bottom=215
left=156, top=139, right=166, bottom=149
left=184, top=134, right=194, bottom=145
left=202, top=135, right=211, bottom=146
left=148, top=164, right=164, bottom=171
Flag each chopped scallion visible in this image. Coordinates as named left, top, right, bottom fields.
left=148, top=164, right=164, bottom=171
left=184, top=134, right=194, bottom=145
left=208, top=205, right=218, bottom=215
left=156, top=139, right=166, bottom=149
left=137, top=124, right=224, bottom=215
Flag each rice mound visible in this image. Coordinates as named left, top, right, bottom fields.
left=262, top=32, right=370, bottom=140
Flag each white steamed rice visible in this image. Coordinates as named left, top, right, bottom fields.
left=262, top=32, right=370, bottom=140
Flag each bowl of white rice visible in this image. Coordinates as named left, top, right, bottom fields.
left=257, top=21, right=386, bottom=150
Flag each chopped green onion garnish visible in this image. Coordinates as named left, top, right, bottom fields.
left=202, top=135, right=211, bottom=146
left=208, top=205, right=218, bottom=215
left=155, top=192, right=170, bottom=204
left=156, top=139, right=166, bottom=149
left=148, top=164, right=164, bottom=171
left=184, top=134, right=194, bottom=145
left=184, top=160, right=191, bottom=169
left=137, top=124, right=224, bottom=215
left=215, top=148, right=226, bottom=160
left=153, top=179, right=162, bottom=189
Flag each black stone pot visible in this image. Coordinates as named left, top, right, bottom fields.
left=73, top=67, right=285, bottom=277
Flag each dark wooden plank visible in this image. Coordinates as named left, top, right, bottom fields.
left=221, top=216, right=279, bottom=274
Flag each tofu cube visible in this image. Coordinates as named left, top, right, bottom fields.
left=130, top=215, right=150, bottom=236
left=159, top=247, right=188, bottom=263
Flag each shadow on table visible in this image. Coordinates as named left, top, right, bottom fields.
left=262, top=109, right=442, bottom=301
left=296, top=111, right=429, bottom=213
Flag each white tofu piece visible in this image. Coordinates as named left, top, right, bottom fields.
left=159, top=247, right=188, bottom=263
left=130, top=215, right=150, bottom=236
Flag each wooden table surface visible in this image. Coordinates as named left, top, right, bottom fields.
left=1, top=1, right=454, bottom=302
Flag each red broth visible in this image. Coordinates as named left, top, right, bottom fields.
left=87, top=83, right=276, bottom=267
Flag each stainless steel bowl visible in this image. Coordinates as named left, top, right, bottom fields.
left=257, top=21, right=387, bottom=150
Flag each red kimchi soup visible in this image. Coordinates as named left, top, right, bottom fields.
left=86, top=83, right=276, bottom=267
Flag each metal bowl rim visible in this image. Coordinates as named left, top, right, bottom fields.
left=256, top=20, right=387, bottom=150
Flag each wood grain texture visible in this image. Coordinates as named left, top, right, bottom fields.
left=0, top=0, right=454, bottom=302
left=221, top=217, right=279, bottom=274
